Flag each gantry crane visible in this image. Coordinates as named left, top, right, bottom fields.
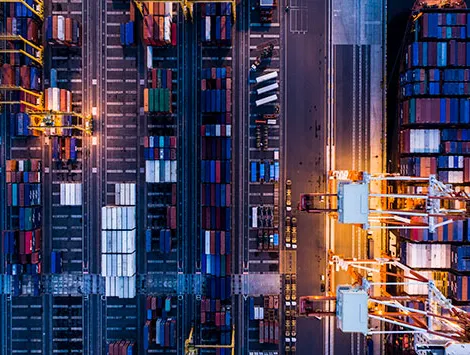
left=0, top=0, right=92, bottom=135
left=299, top=171, right=470, bottom=233
left=299, top=253, right=470, bottom=353
left=184, top=326, right=235, bottom=355
left=133, top=0, right=236, bottom=22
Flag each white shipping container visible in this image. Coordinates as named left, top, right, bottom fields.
left=165, top=161, right=171, bottom=182
left=226, top=125, right=232, bottom=137
left=403, top=269, right=430, bottom=295
left=254, top=306, right=260, bottom=320
left=60, top=183, right=82, bottom=206
left=256, top=82, right=279, bottom=95
left=171, top=161, right=177, bottom=182
left=57, top=16, right=65, bottom=41
left=216, top=125, right=221, bottom=136
left=274, top=149, right=279, bottom=160
left=155, top=160, right=160, bottom=183
left=156, top=319, right=162, bottom=344
left=255, top=94, right=278, bottom=107
left=115, top=183, right=136, bottom=206
left=164, top=3, right=172, bottom=17
left=405, top=243, right=451, bottom=269
left=205, top=231, right=211, bottom=254
left=101, top=206, right=136, bottom=230
left=206, top=254, right=211, bottom=274
left=409, top=129, right=440, bottom=153
left=255, top=71, right=278, bottom=84
left=101, top=254, right=107, bottom=276
left=164, top=16, right=171, bottom=42
left=147, top=46, right=153, bottom=69
left=259, top=307, right=264, bottom=320
left=205, top=16, right=211, bottom=41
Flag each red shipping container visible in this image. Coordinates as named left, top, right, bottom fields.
left=220, top=231, right=226, bottom=254
left=216, top=299, right=220, bottom=311
left=201, top=79, right=206, bottom=91
left=201, top=310, right=206, bottom=323
left=167, top=70, right=172, bottom=90
left=226, top=89, right=232, bottom=112
left=211, top=68, right=217, bottom=79
left=216, top=208, right=221, bottom=230
left=146, top=296, right=151, bottom=309
left=210, top=184, right=215, bottom=206
left=31, top=252, right=40, bottom=264
left=19, top=183, right=24, bottom=206
left=226, top=254, right=231, bottom=275
left=458, top=42, right=466, bottom=66
left=25, top=232, right=32, bottom=254
left=19, top=231, right=25, bottom=254
left=151, top=69, right=157, bottom=88
left=171, top=23, right=177, bottom=46
left=34, top=229, right=41, bottom=252
left=7, top=184, right=12, bottom=206
left=171, top=183, right=177, bottom=205
left=170, top=136, right=176, bottom=148
left=210, top=231, right=216, bottom=255
left=216, top=78, right=222, bottom=90
left=6, top=18, right=12, bottom=34
left=65, top=18, right=72, bottom=43
left=215, top=312, right=220, bottom=327
left=151, top=296, right=157, bottom=310
left=216, top=161, right=221, bottom=183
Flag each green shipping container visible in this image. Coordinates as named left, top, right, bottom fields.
left=157, top=69, right=162, bottom=88
left=159, top=89, right=165, bottom=112
left=149, top=89, right=155, bottom=112
left=221, top=255, right=226, bottom=277
left=154, top=88, right=160, bottom=112
left=410, top=98, right=416, bottom=124
left=164, top=89, right=170, bottom=112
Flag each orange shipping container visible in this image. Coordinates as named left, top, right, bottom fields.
left=147, top=2, right=153, bottom=15
left=130, top=1, right=136, bottom=21
left=158, top=3, right=165, bottom=16
left=143, top=88, right=149, bottom=112
left=65, top=18, right=72, bottom=43
left=159, top=16, right=164, bottom=42
left=52, top=15, right=58, bottom=39
left=60, top=89, right=67, bottom=112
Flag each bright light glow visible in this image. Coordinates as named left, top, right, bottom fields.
left=92, top=107, right=97, bottom=116
left=92, top=137, right=97, bottom=145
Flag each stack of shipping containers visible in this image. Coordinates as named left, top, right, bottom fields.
left=248, top=296, right=280, bottom=346
left=3, top=159, right=42, bottom=296
left=101, top=204, right=137, bottom=298
left=397, top=7, right=470, bottom=309
left=200, top=3, right=232, bottom=44
left=199, top=63, right=233, bottom=352
left=141, top=1, right=179, bottom=352
left=143, top=296, right=176, bottom=349
left=0, top=2, right=45, bottom=352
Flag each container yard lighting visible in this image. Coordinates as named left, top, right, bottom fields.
left=92, top=137, right=98, bottom=145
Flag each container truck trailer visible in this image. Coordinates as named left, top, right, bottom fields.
left=255, top=94, right=278, bottom=107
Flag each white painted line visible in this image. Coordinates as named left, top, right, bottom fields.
left=250, top=34, right=262, bottom=38
left=263, top=34, right=280, bottom=38
left=251, top=23, right=280, bottom=27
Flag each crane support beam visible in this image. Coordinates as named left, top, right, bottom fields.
left=0, top=49, right=42, bottom=65
left=0, top=34, right=43, bottom=52
left=0, top=0, right=44, bottom=19
left=0, top=85, right=43, bottom=98
left=0, top=100, right=41, bottom=110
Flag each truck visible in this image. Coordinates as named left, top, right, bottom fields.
left=260, top=0, right=275, bottom=23
left=257, top=82, right=279, bottom=95
left=255, top=94, right=278, bottom=107
left=255, top=71, right=278, bottom=84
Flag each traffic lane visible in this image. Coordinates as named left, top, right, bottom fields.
left=334, top=45, right=354, bottom=170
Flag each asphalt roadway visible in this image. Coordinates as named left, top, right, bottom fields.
left=283, top=0, right=367, bottom=354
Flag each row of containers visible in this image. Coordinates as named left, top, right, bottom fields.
left=202, top=230, right=231, bottom=276
left=201, top=67, right=232, bottom=113
left=248, top=296, right=280, bottom=346
left=143, top=135, right=177, bottom=160
left=107, top=341, right=136, bottom=355
left=144, top=68, right=173, bottom=112
left=199, top=67, right=233, bottom=350
left=145, top=135, right=178, bottom=183
left=405, top=40, right=470, bottom=69
left=45, top=15, right=81, bottom=46
left=52, top=137, right=78, bottom=161
left=399, top=242, right=470, bottom=272
left=9, top=112, right=38, bottom=137
left=141, top=3, right=176, bottom=46
left=101, top=205, right=137, bottom=298
left=250, top=161, right=280, bottom=183
left=143, top=296, right=176, bottom=349
left=417, top=12, right=470, bottom=40
left=144, top=229, right=173, bottom=253
left=120, top=21, right=135, bottom=46
left=200, top=297, right=232, bottom=328
left=257, top=230, right=279, bottom=251
left=400, top=129, right=470, bottom=184
left=400, top=97, right=470, bottom=124
left=0, top=64, right=40, bottom=90
left=400, top=256, right=470, bottom=302
left=401, top=155, right=470, bottom=183
left=401, top=69, right=470, bottom=97
left=200, top=3, right=232, bottom=44
left=4, top=159, right=42, bottom=277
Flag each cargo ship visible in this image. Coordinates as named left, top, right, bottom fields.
left=393, top=0, right=470, bottom=352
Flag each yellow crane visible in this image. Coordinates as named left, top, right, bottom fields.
left=0, top=0, right=44, bottom=20
left=184, top=326, right=235, bottom=355
left=133, top=0, right=236, bottom=22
